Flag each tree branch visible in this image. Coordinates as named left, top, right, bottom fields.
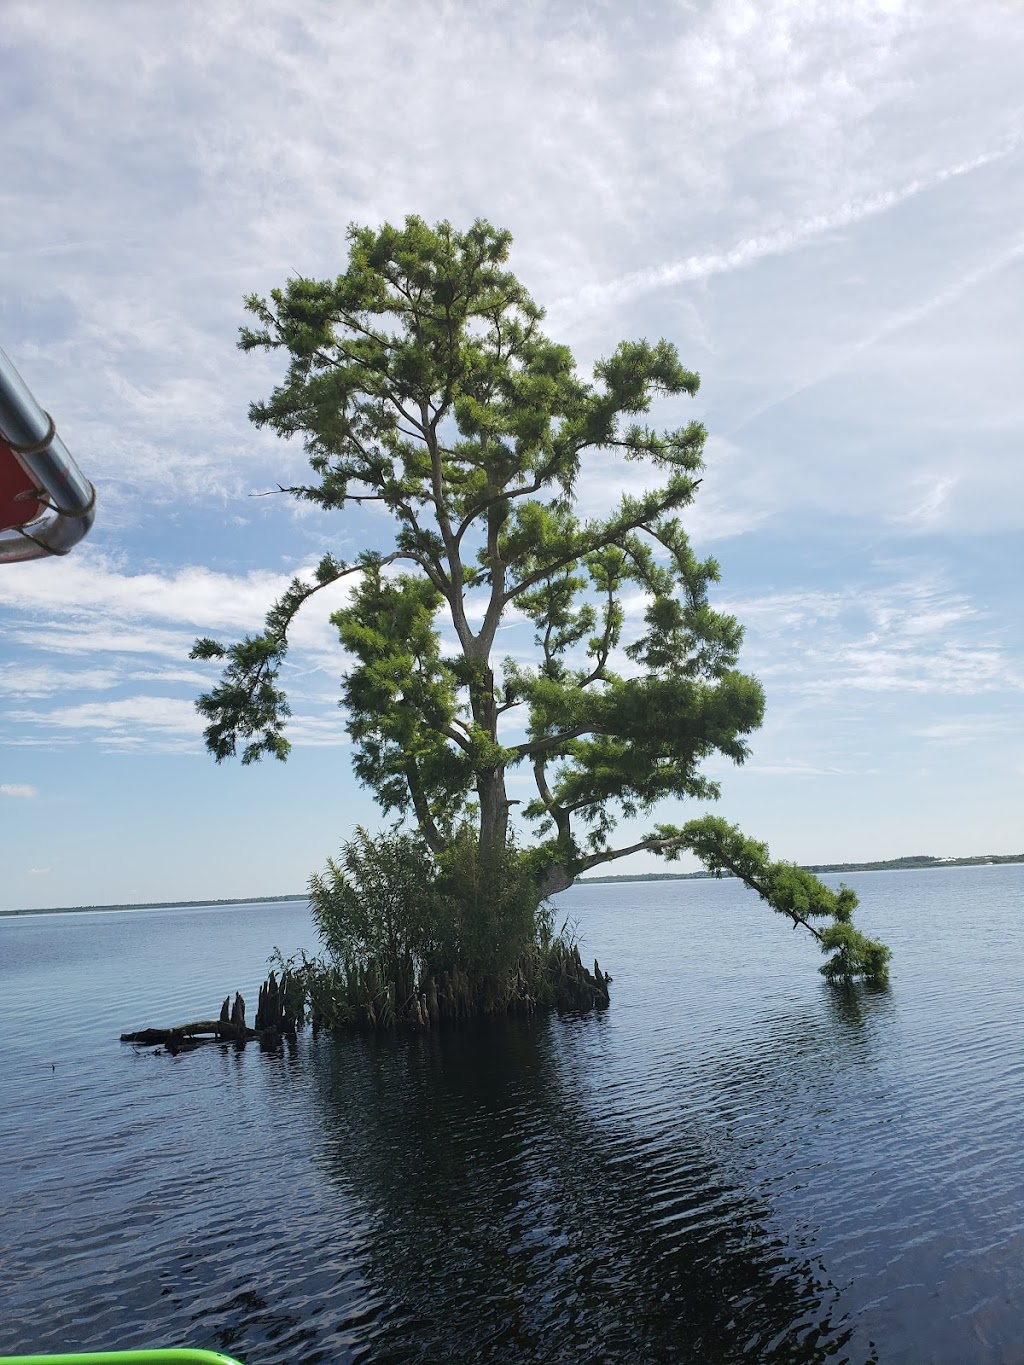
left=513, top=723, right=597, bottom=761
left=576, top=836, right=825, bottom=941
left=533, top=758, right=570, bottom=841
left=504, top=499, right=676, bottom=605
left=403, top=759, right=448, bottom=855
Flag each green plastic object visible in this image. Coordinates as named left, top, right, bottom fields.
left=0, top=1352, right=243, bottom=1365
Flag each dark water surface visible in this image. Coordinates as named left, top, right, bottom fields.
left=1, top=867, right=1022, bottom=1363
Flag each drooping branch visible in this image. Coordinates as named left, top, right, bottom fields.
left=652, top=817, right=889, bottom=984
left=191, top=552, right=400, bottom=764
left=550, top=819, right=890, bottom=986
left=577, top=834, right=827, bottom=943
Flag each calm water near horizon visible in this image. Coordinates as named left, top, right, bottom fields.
left=1, top=866, right=1022, bottom=1363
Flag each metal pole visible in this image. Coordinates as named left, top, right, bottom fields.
left=0, top=346, right=96, bottom=563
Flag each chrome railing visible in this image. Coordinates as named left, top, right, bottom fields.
left=0, top=345, right=96, bottom=563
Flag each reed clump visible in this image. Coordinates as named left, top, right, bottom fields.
left=283, top=827, right=610, bottom=1033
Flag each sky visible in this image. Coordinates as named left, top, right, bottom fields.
left=1, top=0, right=1022, bottom=911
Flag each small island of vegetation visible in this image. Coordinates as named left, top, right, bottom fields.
left=183, top=215, right=889, bottom=1032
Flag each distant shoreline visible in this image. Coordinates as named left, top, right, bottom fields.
left=3, top=853, right=1023, bottom=916
left=579, top=853, right=1024, bottom=884
left=0, top=893, right=308, bottom=918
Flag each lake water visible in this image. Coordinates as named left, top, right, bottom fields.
left=1, top=866, right=1022, bottom=1364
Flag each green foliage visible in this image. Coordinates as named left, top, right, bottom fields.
left=311, top=825, right=541, bottom=981
left=331, top=563, right=472, bottom=847
left=431, top=828, right=541, bottom=984
left=193, top=214, right=890, bottom=992
left=193, top=216, right=755, bottom=862
left=654, top=815, right=891, bottom=985
left=309, top=825, right=435, bottom=971
left=190, top=552, right=348, bottom=764
left=303, top=826, right=606, bottom=1027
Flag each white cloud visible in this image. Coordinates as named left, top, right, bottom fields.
left=9, top=696, right=204, bottom=748
left=3, top=0, right=1022, bottom=503
left=1, top=782, right=38, bottom=798
left=890, top=473, right=959, bottom=528
left=0, top=551, right=360, bottom=641
left=726, top=571, right=1023, bottom=699
left=0, top=555, right=295, bottom=632
left=730, top=232, right=1024, bottom=447
left=6, top=686, right=349, bottom=754
left=2, top=0, right=1024, bottom=887
left=745, top=760, right=878, bottom=778
left=563, top=147, right=1022, bottom=315
left=286, top=715, right=350, bottom=748
left=913, top=717, right=1016, bottom=746
left=0, top=544, right=365, bottom=754
left=0, top=665, right=124, bottom=697
left=5, top=623, right=198, bottom=661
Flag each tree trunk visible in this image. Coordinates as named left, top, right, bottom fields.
left=464, top=649, right=509, bottom=864
left=477, top=768, right=510, bottom=860
left=537, top=862, right=575, bottom=900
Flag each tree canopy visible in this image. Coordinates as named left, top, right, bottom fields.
left=192, top=216, right=889, bottom=986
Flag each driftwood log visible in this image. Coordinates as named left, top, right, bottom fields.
left=121, top=974, right=300, bottom=1055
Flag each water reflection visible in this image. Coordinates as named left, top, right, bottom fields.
left=822, top=979, right=894, bottom=1032
left=7, top=874, right=1022, bottom=1364
left=694, top=981, right=893, bottom=1113
left=306, top=1017, right=864, bottom=1363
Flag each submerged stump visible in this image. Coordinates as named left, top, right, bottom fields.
left=122, top=988, right=276, bottom=1053
left=121, top=951, right=611, bottom=1053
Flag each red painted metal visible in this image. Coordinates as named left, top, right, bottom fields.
left=0, top=438, right=46, bottom=532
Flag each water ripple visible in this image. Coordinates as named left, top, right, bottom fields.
left=2, top=869, right=1023, bottom=1362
